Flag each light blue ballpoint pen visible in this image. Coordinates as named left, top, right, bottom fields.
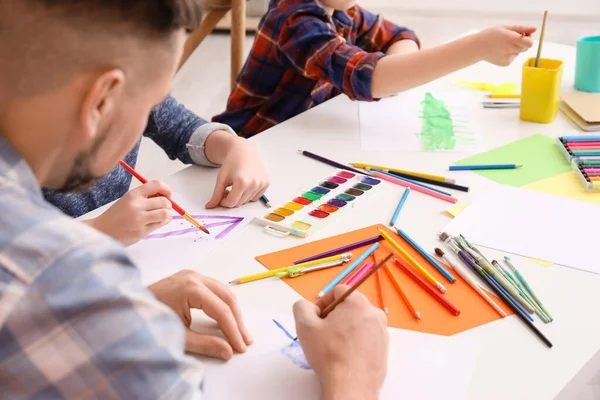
left=317, top=242, right=380, bottom=298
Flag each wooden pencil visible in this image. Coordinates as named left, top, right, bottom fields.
left=383, top=264, right=421, bottom=320
left=119, top=160, right=209, bottom=234
left=373, top=252, right=388, bottom=314
left=321, top=253, right=394, bottom=318
left=394, top=258, right=460, bottom=316
left=297, top=150, right=368, bottom=175
left=293, top=253, right=394, bottom=340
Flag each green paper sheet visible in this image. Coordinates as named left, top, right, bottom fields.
left=454, top=134, right=572, bottom=187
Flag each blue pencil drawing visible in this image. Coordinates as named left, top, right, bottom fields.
left=272, top=319, right=312, bottom=370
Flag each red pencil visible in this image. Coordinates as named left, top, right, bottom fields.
left=394, top=258, right=460, bottom=316
left=119, top=160, right=210, bottom=234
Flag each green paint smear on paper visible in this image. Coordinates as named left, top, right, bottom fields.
left=417, top=93, right=456, bottom=151
left=416, top=93, right=476, bottom=151
left=454, top=134, right=572, bottom=187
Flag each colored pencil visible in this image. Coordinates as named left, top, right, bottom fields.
left=573, top=150, right=600, bottom=155
left=378, top=228, right=447, bottom=293
left=534, top=10, right=548, bottom=68
left=351, top=162, right=456, bottom=183
left=317, top=242, right=380, bottom=298
left=119, top=160, right=209, bottom=234
left=390, top=188, right=410, bottom=226
left=298, top=150, right=367, bottom=175
left=449, top=164, right=522, bottom=171
left=487, top=93, right=521, bottom=99
left=504, top=256, right=554, bottom=321
left=395, top=258, right=460, bottom=316
left=292, top=253, right=394, bottom=340
left=395, top=228, right=456, bottom=283
left=561, top=135, right=600, bottom=142
left=260, top=195, right=271, bottom=208
left=230, top=252, right=352, bottom=284
left=383, top=263, right=421, bottom=320
left=347, top=262, right=375, bottom=286
left=275, top=258, right=350, bottom=279
left=369, top=169, right=457, bottom=204
left=435, top=248, right=506, bottom=318
left=319, top=253, right=394, bottom=319
left=341, top=261, right=370, bottom=285
left=384, top=172, right=453, bottom=196
left=386, top=170, right=469, bottom=192
left=373, top=251, right=388, bottom=314
left=292, top=235, right=382, bottom=264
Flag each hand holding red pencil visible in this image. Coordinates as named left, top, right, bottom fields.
left=86, top=180, right=173, bottom=246
left=294, top=286, right=388, bottom=399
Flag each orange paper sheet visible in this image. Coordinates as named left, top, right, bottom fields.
left=256, top=224, right=513, bottom=336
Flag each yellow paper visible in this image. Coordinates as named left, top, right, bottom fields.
left=529, top=258, right=553, bottom=267
left=445, top=203, right=554, bottom=267
left=446, top=204, right=469, bottom=218
left=522, top=171, right=600, bottom=205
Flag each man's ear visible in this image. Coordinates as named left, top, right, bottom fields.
left=79, top=69, right=125, bottom=144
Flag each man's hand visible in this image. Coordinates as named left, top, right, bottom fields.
left=293, top=286, right=389, bottom=400
left=203, top=131, right=269, bottom=209
left=85, top=180, right=173, bottom=246
left=148, top=270, right=253, bottom=360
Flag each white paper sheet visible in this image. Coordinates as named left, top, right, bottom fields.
left=443, top=184, right=600, bottom=274
left=126, top=194, right=252, bottom=285
left=359, top=90, right=481, bottom=153
left=200, top=310, right=479, bottom=400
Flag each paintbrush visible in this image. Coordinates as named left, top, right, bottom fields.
left=293, top=253, right=393, bottom=341
left=535, top=10, right=548, bottom=68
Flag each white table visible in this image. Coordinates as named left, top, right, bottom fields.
left=86, top=41, right=600, bottom=399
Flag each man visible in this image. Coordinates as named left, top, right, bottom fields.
left=0, top=1, right=388, bottom=399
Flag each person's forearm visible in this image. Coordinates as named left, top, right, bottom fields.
left=203, top=130, right=243, bottom=165
left=372, top=33, right=482, bottom=98
left=386, top=39, right=419, bottom=55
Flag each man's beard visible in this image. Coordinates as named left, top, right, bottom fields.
left=55, top=151, right=103, bottom=193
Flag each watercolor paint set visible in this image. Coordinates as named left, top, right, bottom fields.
left=253, top=170, right=381, bottom=238
left=557, top=135, right=600, bottom=191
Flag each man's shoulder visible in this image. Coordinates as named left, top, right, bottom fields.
left=0, top=182, right=134, bottom=318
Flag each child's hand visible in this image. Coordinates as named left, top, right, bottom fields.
left=206, top=137, right=270, bottom=209
left=476, top=26, right=536, bottom=66
left=86, top=180, right=173, bottom=246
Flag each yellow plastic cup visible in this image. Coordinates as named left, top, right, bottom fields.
left=520, top=58, right=564, bottom=123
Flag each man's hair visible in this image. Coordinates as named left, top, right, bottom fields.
left=29, top=0, right=203, bottom=34
left=0, top=0, right=203, bottom=97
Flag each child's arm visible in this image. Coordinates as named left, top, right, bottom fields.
left=278, top=9, right=534, bottom=101
left=353, top=6, right=420, bottom=55
left=371, top=26, right=536, bottom=98
left=145, top=96, right=269, bottom=209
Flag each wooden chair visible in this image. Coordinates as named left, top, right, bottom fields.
left=179, top=0, right=247, bottom=90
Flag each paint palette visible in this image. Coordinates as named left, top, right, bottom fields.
left=253, top=170, right=381, bottom=238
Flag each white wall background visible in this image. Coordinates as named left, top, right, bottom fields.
left=356, top=0, right=600, bottom=46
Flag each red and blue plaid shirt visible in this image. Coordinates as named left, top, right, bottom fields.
left=212, top=0, right=419, bottom=138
